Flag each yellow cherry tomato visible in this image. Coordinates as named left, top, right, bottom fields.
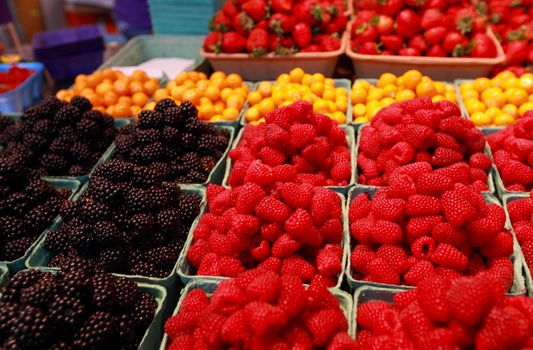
left=502, top=104, right=518, bottom=117
left=336, top=99, right=348, bottom=113
left=245, top=105, right=261, bottom=122
left=198, top=104, right=215, bottom=120
left=222, top=107, right=240, bottom=121
left=226, top=94, right=245, bottom=110
left=470, top=111, right=491, bottom=126
left=383, top=84, right=397, bottom=98
left=367, top=87, right=384, bottom=101
left=353, top=80, right=371, bottom=90
left=416, top=81, right=437, bottom=97
left=519, top=102, right=533, bottom=116
left=380, top=97, right=396, bottom=107
left=462, top=89, right=479, bottom=100
left=506, top=88, right=529, bottom=106
left=258, top=98, right=276, bottom=116
left=276, top=73, right=290, bottom=84
left=402, top=70, right=423, bottom=90
left=350, top=88, right=368, bottom=104
left=494, top=113, right=516, bottom=126
left=484, top=106, right=501, bottom=121
left=434, top=82, right=447, bottom=95
left=310, top=81, right=325, bottom=96
left=473, top=77, right=492, bottom=92
left=460, top=82, right=475, bottom=92
left=465, top=99, right=486, bottom=114
left=226, top=73, right=243, bottom=89
left=377, top=73, right=397, bottom=88
left=313, top=99, right=329, bottom=113
left=519, top=74, right=533, bottom=94
left=354, top=116, right=369, bottom=123
left=220, top=88, right=233, bottom=102
left=353, top=103, right=366, bottom=117
left=431, top=95, right=446, bottom=103
left=396, top=89, right=416, bottom=102
left=258, top=81, right=273, bottom=97
left=247, top=91, right=262, bottom=105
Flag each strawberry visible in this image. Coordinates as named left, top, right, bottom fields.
left=380, top=34, right=404, bottom=52
left=210, top=11, right=232, bottom=32
left=242, top=0, right=268, bottom=22
left=292, top=22, right=312, bottom=49
left=246, top=28, right=269, bottom=56
left=203, top=32, right=223, bottom=53
left=318, top=36, right=341, bottom=51
left=222, top=31, right=247, bottom=53
left=446, top=275, right=494, bottom=327
left=255, top=196, right=291, bottom=223
left=294, top=0, right=322, bottom=26
left=269, top=13, right=296, bottom=35
left=245, top=301, right=288, bottom=335
left=475, top=305, right=531, bottom=350
left=271, top=0, right=293, bottom=13
left=396, top=9, right=421, bottom=39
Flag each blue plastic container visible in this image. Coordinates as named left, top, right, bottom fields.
left=0, top=63, right=45, bottom=113
left=148, top=0, right=224, bottom=35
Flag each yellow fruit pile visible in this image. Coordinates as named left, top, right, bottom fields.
left=351, top=70, right=458, bottom=123
left=144, top=71, right=248, bottom=122
left=245, top=68, right=349, bottom=125
left=460, top=71, right=533, bottom=127
left=56, top=68, right=159, bottom=118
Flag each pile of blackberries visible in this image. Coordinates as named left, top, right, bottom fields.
left=0, top=96, right=116, bottom=176
left=0, top=159, right=63, bottom=261
left=0, top=267, right=157, bottom=349
left=114, top=99, right=230, bottom=183
left=45, top=159, right=201, bottom=278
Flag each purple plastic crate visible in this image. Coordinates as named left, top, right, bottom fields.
left=32, top=25, right=103, bottom=52
left=39, top=50, right=103, bottom=82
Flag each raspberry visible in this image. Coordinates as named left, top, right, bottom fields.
left=432, top=147, right=463, bottom=167
left=391, top=142, right=415, bottom=164
left=366, top=257, right=400, bottom=285
left=271, top=234, right=302, bottom=258
left=406, top=215, right=444, bottom=240
left=393, top=289, right=418, bottom=311
left=500, top=160, right=533, bottom=185
left=168, top=334, right=194, bottom=349
left=415, top=172, right=455, bottom=196
left=289, top=124, right=317, bottom=149
left=475, top=306, right=530, bottom=350
left=348, top=193, right=371, bottom=221
left=276, top=274, right=306, bottom=318
left=479, top=231, right=514, bottom=258
left=357, top=301, right=393, bottom=330
left=399, top=301, right=435, bottom=345
left=180, top=289, right=209, bottom=314
left=249, top=239, right=270, bottom=261
left=401, top=124, right=436, bottom=150
left=284, top=208, right=322, bottom=246
left=469, top=152, right=492, bottom=172
left=417, top=328, right=456, bottom=350
left=410, top=236, right=436, bottom=260
left=405, top=194, right=442, bottom=217
left=319, top=219, right=343, bottom=244
left=376, top=244, right=407, bottom=274
left=436, top=132, right=461, bottom=151
left=258, top=146, right=286, bottom=166
left=522, top=239, right=533, bottom=268
left=370, top=220, right=402, bottom=245
left=327, top=332, right=358, bottom=349
left=278, top=182, right=313, bottom=209
left=330, top=162, right=351, bottom=182
left=316, top=244, right=342, bottom=277
left=371, top=197, right=406, bottom=222
left=220, top=310, right=252, bottom=346
left=245, top=271, right=281, bottom=303
left=446, top=274, right=494, bottom=327
left=387, top=173, right=417, bottom=199
left=404, top=260, right=435, bottom=286
left=359, top=127, right=381, bottom=159
left=265, top=106, right=293, bottom=130
left=350, top=245, right=376, bottom=275
left=309, top=188, right=342, bottom=225
left=280, top=254, right=316, bottom=282
left=210, top=279, right=247, bottom=314
left=305, top=309, right=345, bottom=347
left=255, top=196, right=291, bottom=223
left=430, top=243, right=468, bottom=271
left=487, top=258, right=515, bottom=292
left=244, top=160, right=275, bottom=186
left=507, top=197, right=533, bottom=222
left=416, top=275, right=452, bottom=323
left=435, top=100, right=461, bottom=117
left=441, top=190, right=477, bottom=227
left=390, top=162, right=432, bottom=182
left=244, top=301, right=288, bottom=335
left=235, top=182, right=266, bottom=215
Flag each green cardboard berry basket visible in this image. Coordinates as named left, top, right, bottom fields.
left=1, top=113, right=133, bottom=184
left=25, top=184, right=205, bottom=293
left=0, top=267, right=167, bottom=350
left=502, top=193, right=533, bottom=297
left=239, top=79, right=353, bottom=126
left=158, top=279, right=354, bottom=349
left=1, top=178, right=82, bottom=273
left=349, top=78, right=460, bottom=130
left=106, top=124, right=235, bottom=187
left=455, top=79, right=507, bottom=135
left=345, top=186, right=527, bottom=295
left=176, top=192, right=349, bottom=290
left=354, top=125, right=496, bottom=195
left=222, top=125, right=356, bottom=195
left=0, top=264, right=8, bottom=287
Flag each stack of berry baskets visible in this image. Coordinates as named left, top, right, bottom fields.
left=222, top=126, right=356, bottom=195
left=176, top=190, right=349, bottom=289
left=1, top=178, right=81, bottom=272
left=241, top=78, right=353, bottom=126
left=0, top=263, right=8, bottom=287
left=345, top=186, right=526, bottom=295
left=25, top=183, right=206, bottom=291
left=158, top=278, right=355, bottom=350
left=3, top=267, right=168, bottom=350
left=502, top=193, right=533, bottom=296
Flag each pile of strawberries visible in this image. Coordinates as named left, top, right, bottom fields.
left=488, top=112, right=533, bottom=192
left=165, top=269, right=356, bottom=349
left=228, top=101, right=352, bottom=188
left=350, top=161, right=515, bottom=290
left=507, top=193, right=533, bottom=275
left=351, top=1, right=498, bottom=57
left=203, top=0, right=347, bottom=55
left=187, top=182, right=344, bottom=285
left=357, top=97, right=490, bottom=191
left=356, top=273, right=533, bottom=349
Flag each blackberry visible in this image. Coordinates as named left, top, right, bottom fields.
left=154, top=98, right=177, bottom=113
left=0, top=302, right=19, bottom=337
left=137, top=141, right=166, bottom=164
left=157, top=209, right=181, bottom=234
left=131, top=292, right=156, bottom=329
left=31, top=119, right=55, bottom=138
left=162, top=126, right=180, bottom=144
left=0, top=269, right=43, bottom=302
left=98, top=248, right=127, bottom=272
left=58, top=126, right=78, bottom=143
left=19, top=276, right=56, bottom=307
left=162, top=183, right=182, bottom=204
left=111, top=212, right=130, bottom=232
left=197, top=134, right=217, bottom=155
left=91, top=272, right=116, bottom=311
left=129, top=213, right=156, bottom=236
left=200, top=156, right=217, bottom=173
left=59, top=200, right=80, bottom=220
left=146, top=246, right=178, bottom=272
left=70, top=142, right=93, bottom=162
left=145, top=187, right=169, bottom=210
left=0, top=216, right=25, bottom=240
left=80, top=200, right=111, bottom=223
left=135, top=128, right=160, bottom=146
left=84, top=110, right=113, bottom=128
left=40, top=153, right=68, bottom=175
left=48, top=293, right=87, bottom=333
left=25, top=179, right=55, bottom=201
left=137, top=110, right=164, bottom=129
left=129, top=261, right=160, bottom=278
left=49, top=137, right=72, bottom=155
left=92, top=221, right=121, bottom=245
left=70, top=96, right=93, bottom=113
left=180, top=132, right=197, bottom=150
left=68, top=164, right=86, bottom=176
left=35, top=96, right=66, bottom=116
left=3, top=236, right=34, bottom=261
left=72, top=311, right=118, bottom=349
left=22, top=133, right=48, bottom=152
left=177, top=101, right=198, bottom=119
left=0, top=115, right=14, bottom=133
left=25, top=204, right=57, bottom=232
left=92, top=159, right=133, bottom=183
left=178, top=170, right=207, bottom=184
left=76, top=118, right=99, bottom=139
left=185, top=117, right=203, bottom=135
left=180, top=152, right=201, bottom=171
left=131, top=165, right=163, bottom=188
left=55, top=105, right=80, bottom=126
left=115, top=134, right=136, bottom=154
left=9, top=305, right=51, bottom=348
left=178, top=194, right=201, bottom=224
left=112, top=277, right=138, bottom=311
left=150, top=162, right=171, bottom=180
left=87, top=178, right=123, bottom=206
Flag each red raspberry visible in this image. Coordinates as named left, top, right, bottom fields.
left=432, top=147, right=463, bottom=167
left=260, top=222, right=283, bottom=242
left=256, top=256, right=282, bottom=273
left=410, top=236, right=436, bottom=260
left=374, top=105, right=403, bottom=125
left=371, top=197, right=406, bottom=222
left=305, top=309, right=345, bottom=347
left=390, top=162, right=432, bottom=181
left=513, top=223, right=533, bottom=242
left=282, top=324, right=313, bottom=349
left=320, top=218, right=343, bottom=244
left=357, top=154, right=380, bottom=180
left=295, top=173, right=328, bottom=186
left=281, top=254, right=316, bottom=282
left=446, top=274, right=494, bottom=327
left=507, top=197, right=533, bottom=222
left=416, top=275, right=452, bottom=323
left=271, top=234, right=302, bottom=258
left=249, top=238, right=270, bottom=261
left=366, top=257, right=400, bottom=285
left=330, top=162, right=352, bottom=182
left=206, top=184, right=226, bottom=203
left=441, top=190, right=477, bottom=227
left=406, top=194, right=442, bottom=216
left=327, top=332, right=358, bottom=349
left=487, top=257, right=515, bottom=292
left=418, top=328, right=457, bottom=350
left=413, top=108, right=442, bottom=130
left=430, top=243, right=468, bottom=271
left=522, top=239, right=533, bottom=268
left=258, top=146, right=286, bottom=166
left=310, top=188, right=342, bottom=225
left=433, top=162, right=470, bottom=185
left=284, top=208, right=322, bottom=246
left=276, top=274, right=307, bottom=318
left=243, top=160, right=275, bottom=186
left=393, top=289, right=418, bottom=311
left=255, top=196, right=291, bottom=223
left=434, top=100, right=460, bottom=117
left=371, top=220, right=403, bottom=244
left=316, top=244, right=342, bottom=277
left=271, top=164, right=297, bottom=182
left=480, top=231, right=514, bottom=258
left=376, top=244, right=408, bottom=274
left=507, top=184, right=528, bottom=191
left=350, top=217, right=374, bottom=244
left=168, top=335, right=193, bottom=349
left=289, top=124, right=317, bottom=149
left=404, top=260, right=435, bottom=286
left=357, top=301, right=393, bottom=330
left=265, top=106, right=293, bottom=130
left=245, top=271, right=281, bottom=303
left=235, top=183, right=266, bottom=214
left=469, top=152, right=492, bottom=172
left=278, top=182, right=313, bottom=209
left=244, top=301, right=288, bottom=335
left=216, top=256, right=246, bottom=277
left=475, top=305, right=531, bottom=350
left=401, top=124, right=436, bottom=151
left=371, top=308, right=402, bottom=335
left=399, top=301, right=435, bottom=345
left=391, top=141, right=415, bottom=164
left=359, top=127, right=381, bottom=159
left=350, top=245, right=376, bottom=275
left=500, top=160, right=533, bottom=186
left=406, top=216, right=444, bottom=240
left=221, top=309, right=252, bottom=346
left=187, top=239, right=209, bottom=267
left=387, top=173, right=417, bottom=199
left=415, top=172, right=455, bottom=196
left=436, top=132, right=461, bottom=151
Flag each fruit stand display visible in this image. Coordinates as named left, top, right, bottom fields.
left=4, top=0, right=533, bottom=348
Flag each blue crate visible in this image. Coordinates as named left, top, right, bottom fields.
left=0, top=63, right=45, bottom=113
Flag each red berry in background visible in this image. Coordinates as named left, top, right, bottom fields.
left=292, top=22, right=312, bottom=49
left=355, top=24, right=379, bottom=44
left=408, top=34, right=429, bottom=53
left=222, top=31, right=247, bottom=53
left=222, top=0, right=239, bottom=18
left=377, top=0, right=404, bottom=16
left=358, top=42, right=380, bottom=54
left=211, top=11, right=233, bottom=32
left=374, top=15, right=394, bottom=35
left=242, top=0, right=268, bottom=22
left=246, top=28, right=269, bottom=56
left=421, top=8, right=445, bottom=30
left=233, top=12, right=255, bottom=37
left=269, top=13, right=296, bottom=35
left=470, top=33, right=497, bottom=58
left=424, top=26, right=447, bottom=45
left=442, top=31, right=469, bottom=55
left=396, top=9, right=421, bottom=39
left=503, top=41, right=529, bottom=65
left=203, top=31, right=222, bottom=53
left=427, top=45, right=447, bottom=57
left=399, top=47, right=421, bottom=56
left=271, top=0, right=293, bottom=13
left=381, top=34, right=404, bottom=52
